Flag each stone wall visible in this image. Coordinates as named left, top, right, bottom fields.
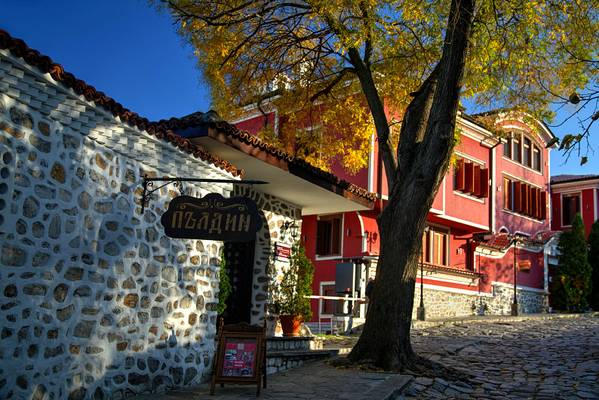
left=0, top=49, right=236, bottom=399
left=486, top=283, right=548, bottom=315
left=233, top=186, right=301, bottom=326
left=410, top=284, right=547, bottom=319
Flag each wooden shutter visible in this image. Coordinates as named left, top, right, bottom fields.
left=473, top=165, right=482, bottom=196
left=464, top=162, right=474, bottom=193
left=514, top=181, right=522, bottom=212
left=530, top=188, right=539, bottom=218
left=540, top=191, right=547, bottom=220
left=331, top=217, right=341, bottom=255
left=523, top=185, right=530, bottom=215
left=503, top=178, right=512, bottom=210
left=455, top=159, right=466, bottom=191
left=479, top=168, right=489, bottom=198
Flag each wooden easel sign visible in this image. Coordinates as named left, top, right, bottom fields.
left=210, top=320, right=267, bottom=396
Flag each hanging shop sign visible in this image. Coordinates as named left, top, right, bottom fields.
left=161, top=193, right=262, bottom=241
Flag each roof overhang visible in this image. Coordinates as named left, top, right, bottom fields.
left=184, top=127, right=374, bottom=215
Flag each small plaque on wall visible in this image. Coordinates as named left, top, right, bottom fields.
left=274, top=243, right=291, bottom=262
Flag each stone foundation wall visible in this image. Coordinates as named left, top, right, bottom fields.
left=0, top=49, right=236, bottom=399
left=486, top=284, right=548, bottom=315
left=411, top=285, right=547, bottom=319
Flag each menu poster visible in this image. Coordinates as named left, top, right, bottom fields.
left=222, top=339, right=257, bottom=377
left=210, top=321, right=266, bottom=396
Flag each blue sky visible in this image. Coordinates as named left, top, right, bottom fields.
left=1, top=0, right=596, bottom=176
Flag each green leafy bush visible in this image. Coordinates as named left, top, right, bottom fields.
left=588, top=220, right=599, bottom=310
left=553, top=214, right=592, bottom=311
left=217, top=249, right=232, bottom=315
left=270, top=243, right=314, bottom=320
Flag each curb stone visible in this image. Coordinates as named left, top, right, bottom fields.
left=360, top=374, right=413, bottom=400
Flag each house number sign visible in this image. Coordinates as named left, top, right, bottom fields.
left=161, top=193, right=262, bottom=241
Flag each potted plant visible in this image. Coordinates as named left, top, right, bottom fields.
left=270, top=243, right=314, bottom=336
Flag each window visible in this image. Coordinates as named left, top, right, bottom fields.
left=320, top=284, right=336, bottom=315
left=503, top=135, right=513, bottom=158
left=562, top=194, right=581, bottom=227
left=453, top=158, right=489, bottom=198
left=503, top=177, right=547, bottom=220
left=532, top=146, right=541, bottom=172
left=504, top=132, right=542, bottom=172
left=316, top=214, right=342, bottom=256
left=513, top=133, right=522, bottom=163
left=523, top=137, right=532, bottom=167
left=421, top=227, right=449, bottom=266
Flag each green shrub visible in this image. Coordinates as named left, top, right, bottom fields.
left=588, top=220, right=599, bottom=310
left=270, top=243, right=314, bottom=320
left=217, top=249, right=232, bottom=315
left=554, top=214, right=592, bottom=311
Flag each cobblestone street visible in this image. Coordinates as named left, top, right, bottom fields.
left=398, top=315, right=599, bottom=399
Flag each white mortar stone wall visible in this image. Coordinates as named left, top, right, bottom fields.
left=0, top=50, right=236, bottom=400
left=411, top=286, right=547, bottom=319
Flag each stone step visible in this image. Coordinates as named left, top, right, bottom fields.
left=266, top=336, right=324, bottom=352
left=265, top=349, right=337, bottom=375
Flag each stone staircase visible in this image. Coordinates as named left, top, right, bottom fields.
left=266, top=336, right=337, bottom=375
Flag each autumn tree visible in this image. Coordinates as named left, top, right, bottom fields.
left=164, top=0, right=598, bottom=369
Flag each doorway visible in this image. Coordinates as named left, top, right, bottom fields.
left=222, top=240, right=256, bottom=324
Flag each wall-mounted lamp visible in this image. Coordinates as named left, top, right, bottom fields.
left=280, top=221, right=299, bottom=241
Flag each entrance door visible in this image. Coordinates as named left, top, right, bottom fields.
left=222, top=240, right=256, bottom=324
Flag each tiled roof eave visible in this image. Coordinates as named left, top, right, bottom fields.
left=0, top=29, right=242, bottom=177
left=155, top=114, right=378, bottom=205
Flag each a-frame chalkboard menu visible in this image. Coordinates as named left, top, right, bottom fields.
left=210, top=319, right=267, bottom=396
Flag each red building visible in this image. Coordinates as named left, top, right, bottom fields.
left=550, top=174, right=599, bottom=237
left=235, top=107, right=558, bottom=329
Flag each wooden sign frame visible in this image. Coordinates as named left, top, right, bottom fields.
left=210, top=319, right=267, bottom=396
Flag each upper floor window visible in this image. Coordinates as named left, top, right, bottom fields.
left=503, top=132, right=542, bottom=172
left=561, top=194, right=581, bottom=227
left=316, top=214, right=342, bottom=256
left=454, top=158, right=489, bottom=198
left=421, top=226, right=449, bottom=267
left=503, top=177, right=547, bottom=220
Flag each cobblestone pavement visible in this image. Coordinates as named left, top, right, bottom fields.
left=397, top=314, right=599, bottom=400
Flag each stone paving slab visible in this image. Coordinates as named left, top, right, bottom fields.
left=132, top=360, right=412, bottom=400
left=396, top=313, right=599, bottom=399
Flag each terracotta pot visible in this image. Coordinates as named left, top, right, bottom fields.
left=279, top=314, right=302, bottom=337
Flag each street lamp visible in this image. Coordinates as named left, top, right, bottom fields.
left=417, top=227, right=428, bottom=321
left=511, top=235, right=519, bottom=316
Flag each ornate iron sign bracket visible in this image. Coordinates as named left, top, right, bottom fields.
left=141, top=176, right=267, bottom=214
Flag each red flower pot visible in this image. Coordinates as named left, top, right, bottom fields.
left=279, top=314, right=302, bottom=337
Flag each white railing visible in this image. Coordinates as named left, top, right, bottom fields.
left=305, top=295, right=365, bottom=334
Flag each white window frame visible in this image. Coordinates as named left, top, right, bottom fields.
left=315, top=213, right=344, bottom=260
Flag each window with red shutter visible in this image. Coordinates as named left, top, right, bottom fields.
left=540, top=191, right=547, bottom=220
left=523, top=185, right=530, bottom=215
left=464, top=162, right=474, bottom=193
left=530, top=188, right=539, bottom=218
left=455, top=159, right=466, bottom=191
left=473, top=165, right=481, bottom=196
left=514, top=181, right=522, bottom=212
left=503, top=177, right=513, bottom=210
left=479, top=168, right=489, bottom=198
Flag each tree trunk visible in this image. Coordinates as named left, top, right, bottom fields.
left=349, top=0, right=475, bottom=370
